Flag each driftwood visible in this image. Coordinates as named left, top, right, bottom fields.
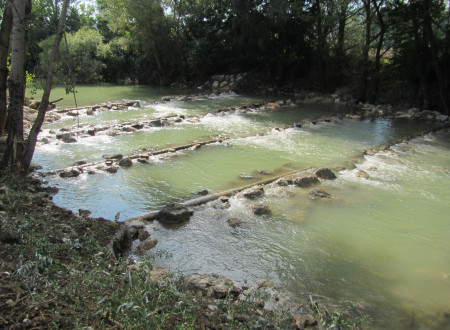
left=125, top=166, right=315, bottom=222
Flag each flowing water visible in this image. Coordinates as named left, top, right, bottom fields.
left=33, top=86, right=450, bottom=329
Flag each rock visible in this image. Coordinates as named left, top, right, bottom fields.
left=150, top=119, right=163, bottom=127
left=138, top=228, right=150, bottom=241
left=105, top=165, right=119, bottom=174
left=86, top=108, right=94, bottom=116
left=87, top=129, right=96, bottom=136
left=276, top=177, right=293, bottom=186
left=184, top=273, right=241, bottom=299
left=220, top=196, right=229, bottom=203
left=60, top=169, right=80, bottom=178
left=266, top=103, right=280, bottom=110
left=137, top=238, right=158, bottom=252
left=240, top=173, right=257, bottom=179
left=119, top=157, right=133, bottom=168
left=28, top=164, right=43, bottom=172
left=315, top=168, right=337, bottom=180
left=243, top=186, right=264, bottom=200
left=157, top=203, right=193, bottom=225
left=78, top=209, right=92, bottom=217
left=102, top=154, right=123, bottom=160
left=132, top=123, right=144, bottom=130
left=227, top=218, right=243, bottom=228
left=293, top=174, right=320, bottom=188
left=292, top=314, right=318, bottom=329
left=309, top=189, right=334, bottom=200
left=62, top=134, right=77, bottom=143
left=122, top=126, right=137, bottom=133
left=436, top=114, right=449, bottom=121
left=252, top=204, right=271, bottom=215
left=356, top=170, right=370, bottom=179
left=74, top=160, right=87, bottom=166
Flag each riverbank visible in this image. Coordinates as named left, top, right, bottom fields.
left=0, top=171, right=371, bottom=328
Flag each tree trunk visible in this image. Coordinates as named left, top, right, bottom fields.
left=359, top=0, right=371, bottom=103
left=422, top=0, right=449, bottom=114
left=21, top=0, right=70, bottom=171
left=0, top=0, right=13, bottom=135
left=410, top=2, right=431, bottom=109
left=368, top=0, right=385, bottom=104
left=1, top=0, right=30, bottom=170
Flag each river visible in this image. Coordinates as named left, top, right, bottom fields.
left=31, top=85, right=450, bottom=329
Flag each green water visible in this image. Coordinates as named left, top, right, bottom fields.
left=28, top=84, right=191, bottom=108
left=33, top=86, right=450, bottom=329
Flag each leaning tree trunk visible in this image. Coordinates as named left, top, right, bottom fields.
left=1, top=0, right=30, bottom=170
left=21, top=0, right=70, bottom=171
left=0, top=0, right=13, bottom=135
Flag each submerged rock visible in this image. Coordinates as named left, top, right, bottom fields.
left=309, top=189, right=334, bottom=200
left=315, top=168, right=337, bottom=180
left=105, top=165, right=119, bottom=174
left=356, top=170, right=370, bottom=179
left=252, top=204, right=271, bottom=215
left=184, top=273, right=241, bottom=299
left=137, top=238, right=158, bottom=253
left=157, top=203, right=193, bottom=225
left=227, top=217, right=243, bottom=228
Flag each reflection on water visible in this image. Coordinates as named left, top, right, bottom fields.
left=34, top=89, right=450, bottom=329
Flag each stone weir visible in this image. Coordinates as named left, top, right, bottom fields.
left=124, top=122, right=450, bottom=224
left=38, top=138, right=230, bottom=178
left=39, top=99, right=270, bottom=146
left=37, top=103, right=450, bottom=179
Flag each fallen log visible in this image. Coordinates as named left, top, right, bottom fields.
left=125, top=166, right=316, bottom=222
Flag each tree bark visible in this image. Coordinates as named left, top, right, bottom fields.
left=1, top=0, right=30, bottom=169
left=21, top=0, right=70, bottom=170
left=0, top=0, right=13, bottom=135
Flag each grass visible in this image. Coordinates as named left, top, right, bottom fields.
left=0, top=170, right=372, bottom=329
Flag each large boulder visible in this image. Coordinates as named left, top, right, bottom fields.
left=293, top=174, right=319, bottom=187
left=62, top=134, right=77, bottom=143
left=315, top=168, right=337, bottom=180
left=184, top=273, right=241, bottom=299
left=119, top=157, right=133, bottom=168
left=60, top=169, right=80, bottom=178
left=157, top=203, right=193, bottom=225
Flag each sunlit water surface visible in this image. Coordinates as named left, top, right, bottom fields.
left=33, top=88, right=450, bottom=329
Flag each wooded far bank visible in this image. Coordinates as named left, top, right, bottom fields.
left=1, top=0, right=449, bottom=112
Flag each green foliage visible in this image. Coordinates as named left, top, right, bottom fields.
left=38, top=27, right=106, bottom=84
